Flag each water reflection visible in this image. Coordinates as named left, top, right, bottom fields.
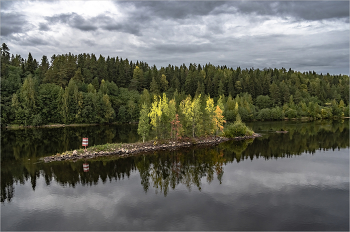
left=1, top=120, right=349, bottom=202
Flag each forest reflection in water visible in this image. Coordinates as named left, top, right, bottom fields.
left=1, top=120, right=349, bottom=202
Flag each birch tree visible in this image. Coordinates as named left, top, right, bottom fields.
left=138, top=103, right=150, bottom=142
left=180, top=94, right=202, bottom=137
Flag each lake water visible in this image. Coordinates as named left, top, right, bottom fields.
left=1, top=120, right=349, bottom=230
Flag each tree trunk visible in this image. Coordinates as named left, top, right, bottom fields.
left=192, top=122, right=195, bottom=137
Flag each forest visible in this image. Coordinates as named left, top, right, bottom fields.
left=1, top=43, right=349, bottom=128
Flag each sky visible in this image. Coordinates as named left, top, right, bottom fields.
left=1, top=1, right=349, bottom=75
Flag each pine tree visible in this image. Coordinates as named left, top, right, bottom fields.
left=218, top=80, right=225, bottom=96
left=150, top=77, right=160, bottom=96
left=26, top=52, right=35, bottom=74
left=269, top=82, right=280, bottom=106
left=160, top=74, right=169, bottom=93
left=130, top=66, right=143, bottom=91
left=72, top=68, right=84, bottom=83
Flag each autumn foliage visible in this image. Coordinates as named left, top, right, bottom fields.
left=138, top=93, right=227, bottom=141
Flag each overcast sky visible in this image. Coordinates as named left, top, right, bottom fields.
left=1, top=1, right=349, bottom=75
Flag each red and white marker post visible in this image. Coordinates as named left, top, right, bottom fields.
left=83, top=163, right=89, bottom=172
left=82, top=138, right=88, bottom=151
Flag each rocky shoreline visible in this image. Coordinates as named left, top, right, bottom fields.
left=41, top=133, right=261, bottom=163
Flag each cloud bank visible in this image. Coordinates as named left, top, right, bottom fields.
left=1, top=1, right=348, bottom=74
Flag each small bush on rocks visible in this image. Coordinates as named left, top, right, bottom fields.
left=223, top=114, right=254, bottom=138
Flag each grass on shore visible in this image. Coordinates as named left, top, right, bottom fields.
left=52, top=136, right=228, bottom=158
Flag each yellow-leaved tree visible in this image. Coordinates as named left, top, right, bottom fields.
left=205, top=96, right=215, bottom=135
left=214, top=105, right=226, bottom=136
left=180, top=94, right=202, bottom=137
left=148, top=95, right=161, bottom=138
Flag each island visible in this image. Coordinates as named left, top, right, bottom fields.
left=41, top=133, right=261, bottom=163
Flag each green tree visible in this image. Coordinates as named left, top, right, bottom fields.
left=26, top=52, right=35, bottom=74
left=256, top=95, right=271, bottom=109
left=11, top=93, right=24, bottom=124
left=269, top=82, right=280, bottom=106
left=72, top=68, right=84, bottom=83
left=217, top=95, right=225, bottom=113
left=101, top=94, right=115, bottom=123
left=138, top=103, right=150, bottom=142
left=1, top=43, right=10, bottom=77
left=99, top=79, right=109, bottom=95
left=19, top=75, right=38, bottom=125
left=130, top=66, right=143, bottom=91
left=38, top=83, right=62, bottom=124
left=150, top=77, right=160, bottom=96
left=235, top=81, right=242, bottom=94
left=139, top=88, right=151, bottom=108
left=179, top=95, right=202, bottom=137
left=61, top=79, right=83, bottom=123
left=92, top=77, right=99, bottom=91
left=159, top=74, right=169, bottom=93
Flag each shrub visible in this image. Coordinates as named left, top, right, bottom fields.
left=223, top=114, right=254, bottom=138
left=285, top=108, right=297, bottom=119
left=257, top=108, right=271, bottom=121
left=270, top=107, right=283, bottom=120
left=320, top=107, right=333, bottom=119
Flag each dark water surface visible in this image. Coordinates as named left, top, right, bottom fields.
left=1, top=120, right=349, bottom=230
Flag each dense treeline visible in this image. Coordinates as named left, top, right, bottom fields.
left=1, top=43, right=349, bottom=126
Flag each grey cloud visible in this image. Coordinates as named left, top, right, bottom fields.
left=216, top=1, right=349, bottom=21
left=15, top=36, right=51, bottom=46
left=293, top=53, right=349, bottom=68
left=98, top=13, right=147, bottom=36
left=45, top=13, right=97, bottom=31
left=118, top=1, right=227, bottom=20
left=0, top=1, right=16, bottom=10
left=45, top=13, right=141, bottom=35
left=102, top=23, right=141, bottom=36
left=38, top=23, right=50, bottom=31
left=82, top=39, right=97, bottom=47
left=152, top=43, right=225, bottom=55
left=45, top=13, right=71, bottom=24
left=118, top=1, right=349, bottom=22
left=0, top=12, right=27, bottom=36
left=275, top=1, right=349, bottom=21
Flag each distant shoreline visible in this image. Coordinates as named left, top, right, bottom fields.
left=3, top=122, right=121, bottom=129
left=4, top=117, right=349, bottom=130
